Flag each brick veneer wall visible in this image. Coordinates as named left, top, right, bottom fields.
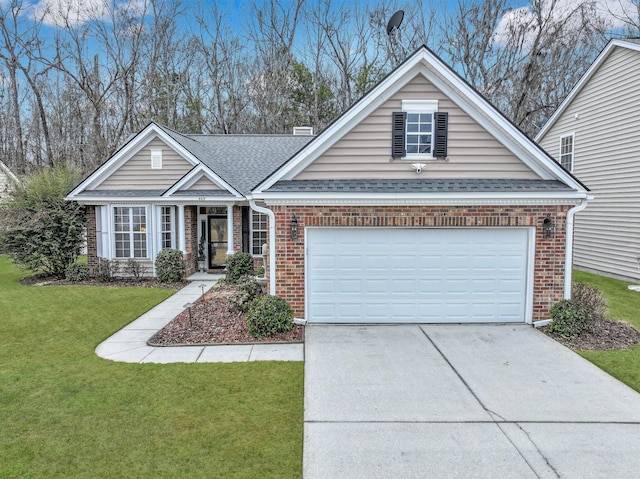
left=184, top=205, right=198, bottom=276
left=86, top=206, right=98, bottom=274
left=271, top=204, right=571, bottom=321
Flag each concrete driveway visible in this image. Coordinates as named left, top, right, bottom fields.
left=303, top=324, right=640, bottom=478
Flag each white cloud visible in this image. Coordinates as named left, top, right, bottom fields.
left=494, top=0, right=638, bottom=46
left=29, top=0, right=145, bottom=27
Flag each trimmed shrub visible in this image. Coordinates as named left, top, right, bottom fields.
left=228, top=275, right=264, bottom=313
left=95, top=257, right=119, bottom=282
left=256, top=266, right=265, bottom=277
left=226, top=252, right=254, bottom=283
left=65, top=263, right=90, bottom=282
left=124, top=258, right=145, bottom=281
left=247, top=295, right=293, bottom=338
left=549, top=299, right=593, bottom=336
left=572, top=282, right=607, bottom=322
left=155, top=249, right=185, bottom=283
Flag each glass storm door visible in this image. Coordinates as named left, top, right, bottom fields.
left=208, top=215, right=227, bottom=268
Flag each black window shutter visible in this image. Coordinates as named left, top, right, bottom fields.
left=391, top=112, right=406, bottom=158
left=434, top=112, right=448, bottom=158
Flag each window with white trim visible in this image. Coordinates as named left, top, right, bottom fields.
left=114, top=206, right=147, bottom=258
left=251, top=212, right=268, bottom=256
left=402, top=100, right=438, bottom=159
left=160, top=206, right=174, bottom=249
left=559, top=134, right=574, bottom=172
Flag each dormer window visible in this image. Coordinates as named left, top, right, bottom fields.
left=392, top=100, right=448, bottom=160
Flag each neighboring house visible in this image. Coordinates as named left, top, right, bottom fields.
left=0, top=160, right=20, bottom=201
left=68, top=45, right=589, bottom=324
left=536, top=38, right=640, bottom=282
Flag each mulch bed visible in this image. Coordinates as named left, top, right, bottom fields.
left=148, top=286, right=304, bottom=346
left=20, top=274, right=185, bottom=290
left=542, top=317, right=640, bottom=350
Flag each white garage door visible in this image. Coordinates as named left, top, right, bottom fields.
left=306, top=227, right=531, bottom=323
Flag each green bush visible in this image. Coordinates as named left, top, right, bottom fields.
left=65, top=263, right=90, bottom=282
left=256, top=266, right=265, bottom=277
left=95, top=257, right=119, bottom=282
left=247, top=295, right=294, bottom=338
left=0, top=162, right=85, bottom=277
left=155, top=249, right=185, bottom=283
left=228, top=275, right=264, bottom=313
left=226, top=252, right=255, bottom=283
left=549, top=299, right=594, bottom=336
left=124, top=258, right=145, bottom=281
left=572, top=282, right=607, bottom=322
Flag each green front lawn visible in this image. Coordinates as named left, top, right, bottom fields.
left=573, top=270, right=640, bottom=393
left=0, top=256, right=303, bottom=478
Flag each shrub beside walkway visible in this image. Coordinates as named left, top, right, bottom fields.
left=95, top=280, right=304, bottom=363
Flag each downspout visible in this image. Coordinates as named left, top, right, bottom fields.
left=249, top=200, right=276, bottom=295
left=564, top=196, right=592, bottom=299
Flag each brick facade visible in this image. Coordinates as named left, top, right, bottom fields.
left=271, top=204, right=571, bottom=322
left=184, top=205, right=198, bottom=276
left=86, top=206, right=98, bottom=274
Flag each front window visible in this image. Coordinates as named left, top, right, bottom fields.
left=559, top=134, right=574, bottom=172
left=402, top=100, right=438, bottom=159
left=252, top=212, right=268, bottom=256
left=160, top=206, right=173, bottom=250
left=114, top=206, right=147, bottom=258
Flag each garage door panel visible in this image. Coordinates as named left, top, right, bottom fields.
left=307, top=228, right=530, bottom=323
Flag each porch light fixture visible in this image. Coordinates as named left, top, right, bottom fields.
left=290, top=215, right=299, bottom=240
left=542, top=214, right=554, bottom=239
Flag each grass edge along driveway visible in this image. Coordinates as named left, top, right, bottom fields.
left=573, top=270, right=640, bottom=393
left=0, top=256, right=303, bottom=479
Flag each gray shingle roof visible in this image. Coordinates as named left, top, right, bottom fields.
left=157, top=126, right=313, bottom=195
left=267, top=179, right=574, bottom=193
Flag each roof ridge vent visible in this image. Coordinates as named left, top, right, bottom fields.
left=293, top=126, right=314, bottom=136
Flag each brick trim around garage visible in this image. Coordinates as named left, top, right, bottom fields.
left=271, top=204, right=570, bottom=322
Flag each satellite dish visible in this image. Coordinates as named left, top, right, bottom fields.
left=386, top=10, right=404, bottom=36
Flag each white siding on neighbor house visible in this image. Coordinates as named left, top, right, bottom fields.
left=538, top=46, right=640, bottom=281
left=0, top=170, right=13, bottom=201
left=293, top=73, right=540, bottom=181
left=96, top=138, right=193, bottom=190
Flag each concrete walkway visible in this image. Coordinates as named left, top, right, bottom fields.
left=95, top=279, right=304, bottom=363
left=304, top=324, right=640, bottom=479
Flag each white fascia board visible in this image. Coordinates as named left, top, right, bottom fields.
left=0, top=161, right=21, bottom=186
left=71, top=195, right=241, bottom=205
left=536, top=40, right=640, bottom=141
left=163, top=163, right=243, bottom=198
left=254, top=190, right=589, bottom=206
left=68, top=123, right=201, bottom=198
left=417, top=55, right=586, bottom=191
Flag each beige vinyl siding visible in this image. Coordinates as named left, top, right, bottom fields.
left=293, top=73, right=539, bottom=180
left=97, top=138, right=194, bottom=190
left=185, top=175, right=222, bottom=191
left=538, top=46, right=640, bottom=281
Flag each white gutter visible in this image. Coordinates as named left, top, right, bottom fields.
left=564, top=196, right=593, bottom=298
left=249, top=200, right=276, bottom=295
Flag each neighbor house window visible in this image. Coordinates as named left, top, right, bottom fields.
left=160, top=206, right=174, bottom=249
left=114, top=206, right=147, bottom=258
left=559, top=134, right=574, bottom=171
left=251, top=212, right=268, bottom=256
